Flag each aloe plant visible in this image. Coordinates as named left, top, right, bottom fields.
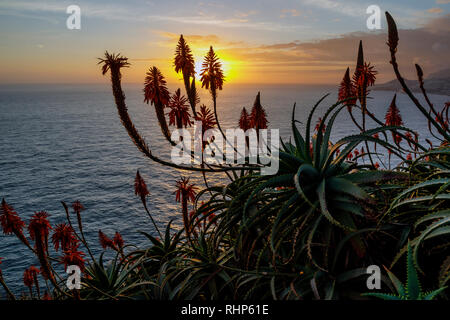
left=363, top=243, right=447, bottom=300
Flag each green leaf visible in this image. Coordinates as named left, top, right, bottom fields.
left=362, top=292, right=402, bottom=300
left=423, top=287, right=447, bottom=300
left=383, top=266, right=405, bottom=297
left=326, top=176, right=368, bottom=200
left=317, top=179, right=354, bottom=231
left=406, top=242, right=421, bottom=299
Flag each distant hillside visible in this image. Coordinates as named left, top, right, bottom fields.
left=374, top=68, right=450, bottom=95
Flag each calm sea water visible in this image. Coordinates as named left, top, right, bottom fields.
left=0, top=83, right=448, bottom=293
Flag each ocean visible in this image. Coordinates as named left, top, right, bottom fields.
left=0, top=82, right=448, bottom=293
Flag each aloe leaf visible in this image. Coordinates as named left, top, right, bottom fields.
left=439, top=256, right=450, bottom=287
left=270, top=193, right=299, bottom=250
left=326, top=176, right=368, bottom=200
left=305, top=94, right=329, bottom=149
left=406, top=242, right=421, bottom=299
left=391, top=178, right=449, bottom=207
left=362, top=292, right=402, bottom=300
left=291, top=103, right=307, bottom=159
left=317, top=179, right=354, bottom=231
left=383, top=266, right=405, bottom=296
left=391, top=194, right=450, bottom=210
left=423, top=287, right=447, bottom=300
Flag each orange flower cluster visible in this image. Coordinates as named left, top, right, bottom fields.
left=98, top=230, right=124, bottom=253
left=239, top=92, right=269, bottom=131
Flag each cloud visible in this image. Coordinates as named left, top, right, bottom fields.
left=154, top=31, right=245, bottom=49
left=300, top=0, right=366, bottom=17
left=280, top=9, right=301, bottom=18
left=168, top=15, right=449, bottom=83
left=436, top=0, right=450, bottom=4
left=427, top=7, right=444, bottom=14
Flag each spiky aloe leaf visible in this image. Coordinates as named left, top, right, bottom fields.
left=305, top=94, right=329, bottom=151
left=405, top=242, right=421, bottom=299
left=317, top=180, right=355, bottom=231
left=383, top=266, right=405, bottom=296
left=390, top=178, right=449, bottom=208
left=294, top=163, right=319, bottom=206
left=362, top=292, right=402, bottom=300
left=342, top=170, right=407, bottom=185
left=291, top=103, right=307, bottom=159
left=326, top=176, right=368, bottom=200
left=390, top=194, right=450, bottom=210
left=439, top=256, right=450, bottom=287
left=423, top=287, right=447, bottom=300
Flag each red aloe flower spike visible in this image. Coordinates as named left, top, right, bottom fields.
left=23, top=266, right=40, bottom=298
left=72, top=200, right=84, bottom=234
left=338, top=67, right=357, bottom=109
left=314, top=117, right=326, bottom=134
left=239, top=107, right=251, bottom=131
left=23, top=268, right=33, bottom=290
left=98, top=230, right=118, bottom=251
left=144, top=66, right=174, bottom=146
left=405, top=132, right=413, bottom=149
left=195, top=104, right=217, bottom=149
left=347, top=152, right=353, bottom=161
left=61, top=242, right=85, bottom=272
left=42, top=291, right=52, bottom=300
left=250, top=92, right=268, bottom=132
left=134, top=170, right=162, bottom=238
left=195, top=104, right=217, bottom=132
left=0, top=199, right=30, bottom=248
left=52, top=223, right=76, bottom=252
left=385, top=95, right=403, bottom=126
left=135, top=170, right=149, bottom=201
left=385, top=94, right=403, bottom=144
left=406, top=153, right=412, bottom=161
left=113, top=232, right=124, bottom=249
left=353, top=62, right=377, bottom=109
left=168, top=88, right=192, bottom=128
left=174, top=35, right=197, bottom=114
left=28, top=211, right=53, bottom=281
left=374, top=162, right=380, bottom=169
left=372, top=133, right=380, bottom=152
left=175, top=177, right=198, bottom=237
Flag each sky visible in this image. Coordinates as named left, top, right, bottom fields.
left=0, top=0, right=449, bottom=85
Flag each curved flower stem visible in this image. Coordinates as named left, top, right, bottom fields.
left=0, top=275, right=16, bottom=300
left=141, top=197, right=162, bottom=239
left=386, top=13, right=450, bottom=141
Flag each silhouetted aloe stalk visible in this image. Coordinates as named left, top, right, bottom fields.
left=174, top=35, right=197, bottom=115
left=144, top=66, right=175, bottom=146
left=385, top=11, right=450, bottom=141
left=135, top=170, right=162, bottom=238
left=339, top=67, right=361, bottom=131
left=200, top=46, right=228, bottom=141
left=0, top=260, right=15, bottom=300
left=175, top=177, right=197, bottom=239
